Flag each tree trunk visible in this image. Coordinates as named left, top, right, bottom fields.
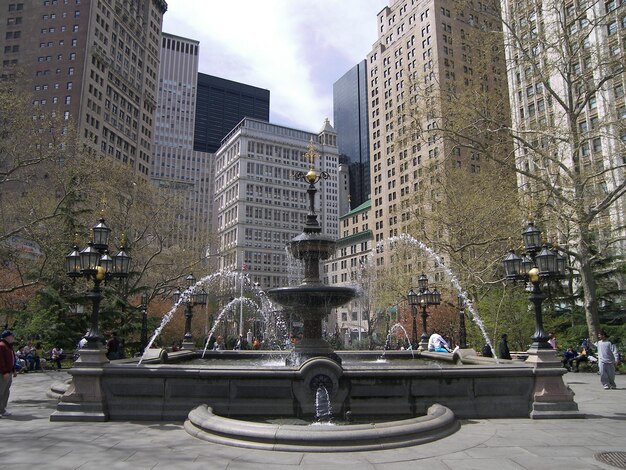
left=576, top=222, right=600, bottom=341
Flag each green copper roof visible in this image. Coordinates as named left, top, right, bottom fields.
left=339, top=199, right=371, bottom=220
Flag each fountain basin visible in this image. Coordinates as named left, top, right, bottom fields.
left=51, top=351, right=577, bottom=423
left=184, top=403, right=459, bottom=452
left=266, top=285, right=357, bottom=310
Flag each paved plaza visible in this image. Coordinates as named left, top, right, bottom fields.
left=0, top=369, right=624, bottom=469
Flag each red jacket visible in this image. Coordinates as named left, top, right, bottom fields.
left=0, top=340, right=16, bottom=374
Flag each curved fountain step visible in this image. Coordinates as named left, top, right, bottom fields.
left=184, top=403, right=459, bottom=452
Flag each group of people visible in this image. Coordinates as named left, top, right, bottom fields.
left=563, top=331, right=620, bottom=390
left=211, top=331, right=263, bottom=351
left=480, top=334, right=513, bottom=359
left=14, top=340, right=47, bottom=372
left=562, top=340, right=596, bottom=373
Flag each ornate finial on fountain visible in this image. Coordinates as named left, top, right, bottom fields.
left=293, top=137, right=330, bottom=231
left=305, top=141, right=319, bottom=183
left=295, top=138, right=329, bottom=187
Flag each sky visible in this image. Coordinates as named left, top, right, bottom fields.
left=162, top=0, right=389, bottom=132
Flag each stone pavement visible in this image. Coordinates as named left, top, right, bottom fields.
left=0, top=370, right=624, bottom=469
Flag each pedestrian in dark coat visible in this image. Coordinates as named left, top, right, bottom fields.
left=0, top=330, right=17, bottom=417
left=499, top=333, right=512, bottom=360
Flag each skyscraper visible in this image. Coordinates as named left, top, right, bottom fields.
left=366, top=0, right=512, bottom=270
left=153, top=32, right=214, bottom=257
left=194, top=74, right=270, bottom=153
left=333, top=60, right=371, bottom=211
left=0, top=0, right=168, bottom=179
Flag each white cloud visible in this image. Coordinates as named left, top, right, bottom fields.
left=163, top=0, right=387, bottom=131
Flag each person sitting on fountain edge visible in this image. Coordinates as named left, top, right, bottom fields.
left=428, top=332, right=452, bottom=353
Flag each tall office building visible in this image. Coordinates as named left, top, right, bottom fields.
left=0, top=0, right=168, bottom=179
left=214, top=118, right=340, bottom=289
left=153, top=32, right=214, bottom=257
left=501, top=0, right=626, bottom=258
left=324, top=198, right=373, bottom=340
left=194, top=74, right=270, bottom=153
left=367, top=0, right=511, bottom=269
left=333, top=60, right=371, bottom=211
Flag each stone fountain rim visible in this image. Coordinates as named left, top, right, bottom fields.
left=184, top=402, right=459, bottom=452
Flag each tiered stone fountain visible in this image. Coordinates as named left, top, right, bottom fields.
left=266, top=145, right=357, bottom=365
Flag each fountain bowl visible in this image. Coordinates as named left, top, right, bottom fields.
left=266, top=284, right=357, bottom=310
left=288, top=232, right=336, bottom=261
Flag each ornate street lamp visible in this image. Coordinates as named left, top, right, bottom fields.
left=502, top=221, right=567, bottom=350
left=407, top=288, right=419, bottom=347
left=173, top=273, right=208, bottom=349
left=458, top=294, right=467, bottom=349
left=64, top=218, right=131, bottom=360
left=412, top=273, right=440, bottom=351
left=140, top=293, right=149, bottom=354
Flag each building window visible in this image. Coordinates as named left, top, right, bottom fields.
left=607, top=21, right=618, bottom=36
left=592, top=138, right=602, bottom=153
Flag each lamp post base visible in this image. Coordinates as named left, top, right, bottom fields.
left=51, top=346, right=109, bottom=422
left=525, top=344, right=560, bottom=367
left=74, top=346, right=109, bottom=367
left=526, top=346, right=583, bottom=419
left=181, top=340, right=195, bottom=350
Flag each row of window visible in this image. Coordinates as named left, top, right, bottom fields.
left=43, top=0, right=81, bottom=5
left=41, top=10, right=80, bottom=20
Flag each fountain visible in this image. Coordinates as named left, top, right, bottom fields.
left=265, top=144, right=357, bottom=365
left=51, top=141, right=580, bottom=446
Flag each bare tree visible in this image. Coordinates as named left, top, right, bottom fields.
left=403, top=0, right=625, bottom=340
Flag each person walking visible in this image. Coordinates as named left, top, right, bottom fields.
left=499, top=334, right=512, bottom=360
left=595, top=330, right=620, bottom=390
left=0, top=330, right=17, bottom=417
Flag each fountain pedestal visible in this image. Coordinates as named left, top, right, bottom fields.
left=287, top=337, right=341, bottom=365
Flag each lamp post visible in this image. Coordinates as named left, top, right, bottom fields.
left=65, top=218, right=131, bottom=363
left=407, top=288, right=419, bottom=347
left=503, top=221, right=567, bottom=351
left=413, top=273, right=441, bottom=351
left=458, top=294, right=467, bottom=349
left=173, top=273, right=208, bottom=350
left=140, top=293, right=148, bottom=354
